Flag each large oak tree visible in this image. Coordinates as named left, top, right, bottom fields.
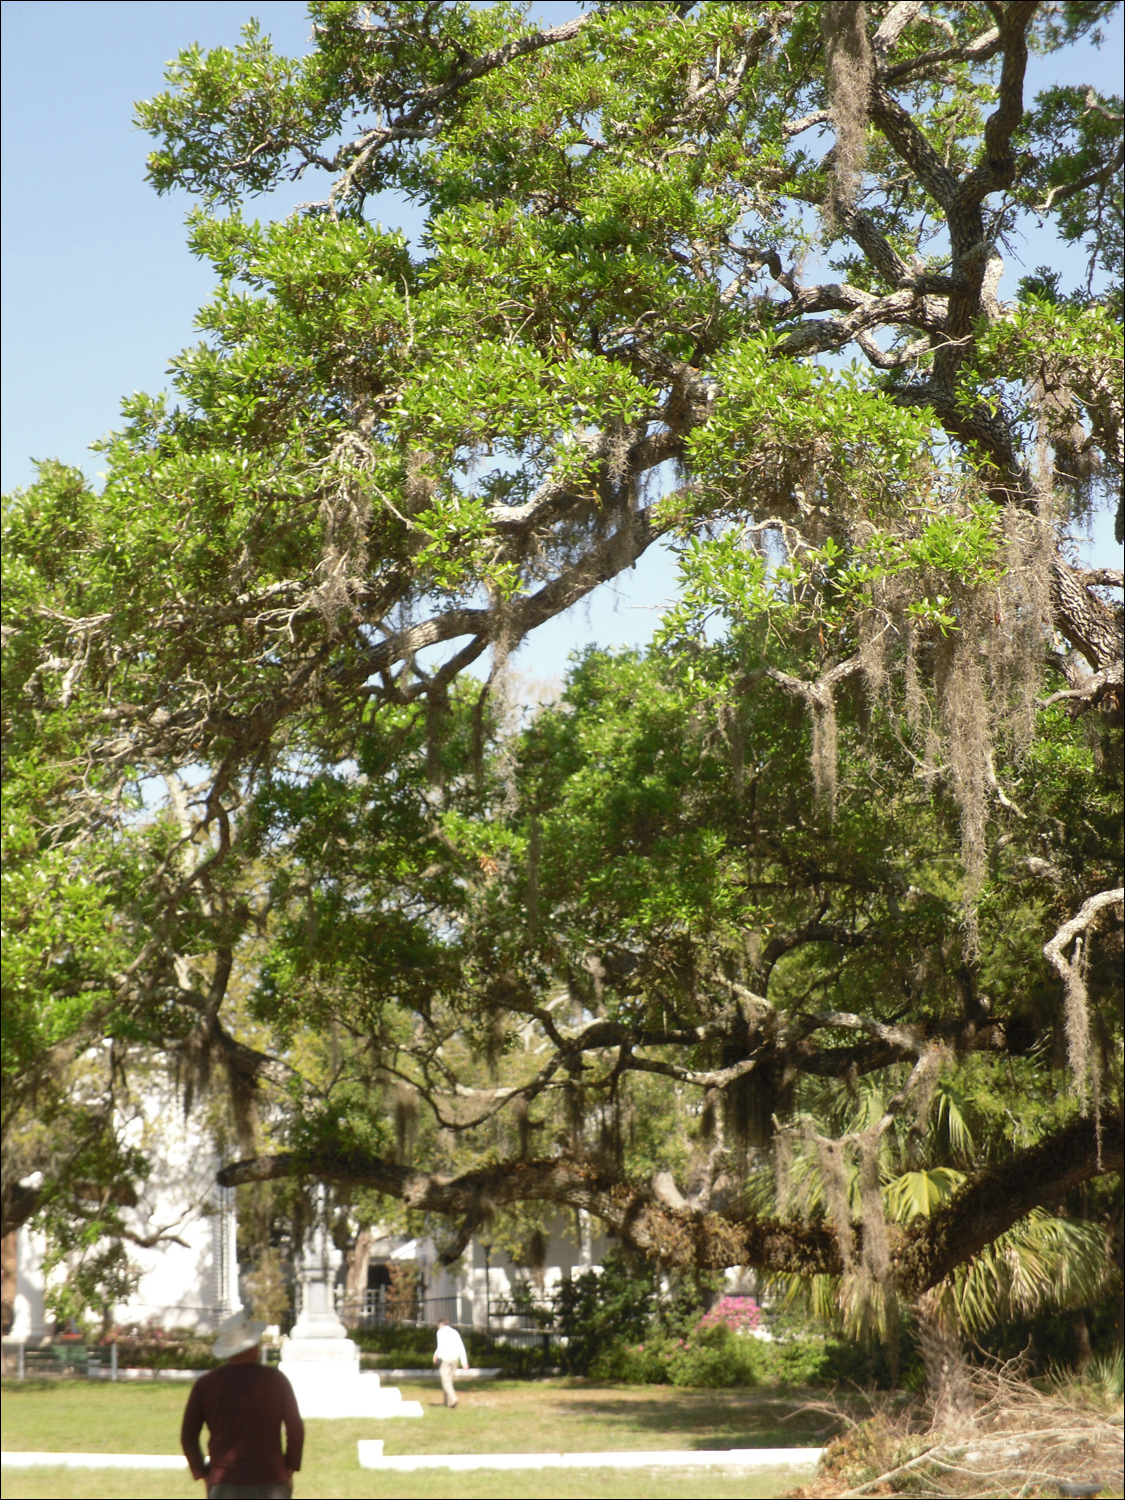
left=2, top=1, right=1122, bottom=1319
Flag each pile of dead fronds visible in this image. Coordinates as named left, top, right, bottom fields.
left=788, top=1353, right=1124, bottom=1498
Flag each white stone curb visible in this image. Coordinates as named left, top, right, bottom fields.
left=2, top=1453, right=188, bottom=1470
left=357, top=1441, right=824, bottom=1471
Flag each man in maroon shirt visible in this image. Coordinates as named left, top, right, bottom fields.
left=182, top=1310, right=304, bottom=1499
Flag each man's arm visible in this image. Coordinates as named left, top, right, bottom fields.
left=278, top=1372, right=305, bottom=1473
left=180, top=1382, right=209, bottom=1481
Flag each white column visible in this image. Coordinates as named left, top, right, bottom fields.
left=225, top=1191, right=241, bottom=1312
left=577, top=1209, right=593, bottom=1271
left=11, top=1224, right=52, bottom=1343
left=276, top=1188, right=415, bottom=1418
left=212, top=1185, right=241, bottom=1322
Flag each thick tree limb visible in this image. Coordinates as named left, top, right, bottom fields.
left=775, top=288, right=946, bottom=356
left=1, top=1180, right=42, bottom=1241
left=871, top=1, right=922, bottom=62
left=882, top=26, right=1001, bottom=84
left=870, top=86, right=959, bottom=210
left=957, top=2, right=1034, bottom=207
left=1043, top=888, right=1125, bottom=986
left=344, top=504, right=668, bottom=687
left=894, top=380, right=1021, bottom=482
left=1039, top=666, right=1123, bottom=710
left=217, top=1112, right=1122, bottom=1292
left=892, top=1111, right=1124, bottom=1296
left=1049, top=560, right=1124, bottom=674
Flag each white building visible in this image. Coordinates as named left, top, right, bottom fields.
left=345, top=1211, right=607, bottom=1333
left=2, top=1077, right=239, bottom=1346
left=3, top=1066, right=614, bottom=1351
left=111, top=1079, right=240, bottom=1331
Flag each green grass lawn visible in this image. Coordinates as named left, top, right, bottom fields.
left=1, top=1377, right=838, bottom=1499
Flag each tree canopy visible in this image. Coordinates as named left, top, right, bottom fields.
left=2, top=0, right=1122, bottom=1333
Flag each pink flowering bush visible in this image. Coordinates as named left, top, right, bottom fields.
left=696, top=1296, right=761, bottom=1335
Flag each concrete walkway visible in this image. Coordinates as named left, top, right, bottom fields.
left=2, top=1454, right=187, bottom=1470
left=3, top=1444, right=825, bottom=1475
left=357, top=1440, right=824, bottom=1471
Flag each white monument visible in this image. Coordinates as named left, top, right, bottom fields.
left=278, top=1192, right=422, bottom=1420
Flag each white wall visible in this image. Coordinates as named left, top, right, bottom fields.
left=10, top=1072, right=239, bottom=1339
left=112, top=1079, right=239, bottom=1332
left=454, top=1212, right=608, bottom=1330
left=7, top=1223, right=52, bottom=1343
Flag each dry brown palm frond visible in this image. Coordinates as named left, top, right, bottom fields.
left=788, top=1352, right=1124, bottom=1499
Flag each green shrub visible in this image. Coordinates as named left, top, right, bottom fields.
left=479, top=1338, right=555, bottom=1378
left=351, top=1322, right=552, bottom=1377
left=351, top=1325, right=435, bottom=1360
left=96, top=1325, right=219, bottom=1370
left=588, top=1339, right=670, bottom=1383
left=666, top=1324, right=761, bottom=1388
left=1081, top=1348, right=1124, bottom=1402
left=555, top=1251, right=658, bottom=1376
left=587, top=1327, right=914, bottom=1390
left=757, top=1337, right=837, bottom=1387
left=757, top=1331, right=922, bottom=1390
left=590, top=1325, right=763, bottom=1388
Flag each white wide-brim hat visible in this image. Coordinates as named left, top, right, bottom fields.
left=213, top=1309, right=268, bottom=1359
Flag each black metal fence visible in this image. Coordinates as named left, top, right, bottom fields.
left=339, top=1290, right=461, bottom=1329
left=338, top=1289, right=559, bottom=1344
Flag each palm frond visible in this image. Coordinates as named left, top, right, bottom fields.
left=950, top=1209, right=1110, bottom=1336
left=884, top=1166, right=965, bottom=1221
left=932, top=1081, right=974, bottom=1158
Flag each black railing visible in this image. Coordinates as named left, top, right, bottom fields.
left=338, top=1291, right=461, bottom=1329
left=336, top=1288, right=563, bottom=1345
left=488, top=1300, right=557, bottom=1332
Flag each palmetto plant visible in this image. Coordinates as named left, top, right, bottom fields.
left=904, top=1203, right=1110, bottom=1340
left=760, top=1075, right=1113, bottom=1345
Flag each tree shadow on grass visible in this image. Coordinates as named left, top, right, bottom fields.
left=552, top=1387, right=848, bottom=1449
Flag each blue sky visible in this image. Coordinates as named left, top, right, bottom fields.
left=1, top=1, right=1119, bottom=685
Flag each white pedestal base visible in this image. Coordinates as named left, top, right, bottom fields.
left=280, top=1198, right=424, bottom=1418
left=279, top=1353, right=424, bottom=1419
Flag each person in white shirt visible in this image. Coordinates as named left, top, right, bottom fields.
left=432, top=1319, right=469, bottom=1408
